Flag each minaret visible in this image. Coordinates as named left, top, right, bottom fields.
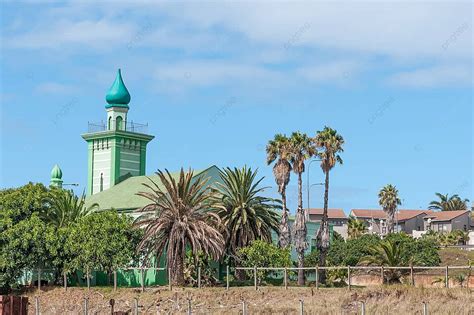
left=82, top=69, right=154, bottom=195
left=50, top=164, right=63, bottom=189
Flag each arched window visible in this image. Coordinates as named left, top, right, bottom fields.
left=108, top=117, right=112, bottom=130
left=116, top=116, right=123, bottom=130
left=100, top=173, right=104, bottom=192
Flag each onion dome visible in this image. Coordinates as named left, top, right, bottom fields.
left=50, top=164, right=63, bottom=188
left=105, top=69, right=131, bottom=108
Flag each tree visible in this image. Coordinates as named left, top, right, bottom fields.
left=64, top=210, right=142, bottom=274
left=266, top=134, right=293, bottom=248
left=348, top=216, right=367, bottom=239
left=42, top=189, right=98, bottom=228
left=359, top=239, right=410, bottom=283
left=212, top=167, right=280, bottom=260
left=429, top=193, right=469, bottom=211
left=289, top=131, right=316, bottom=285
left=238, top=240, right=292, bottom=283
left=378, top=184, right=401, bottom=233
left=134, top=169, right=225, bottom=285
left=314, top=126, right=344, bottom=283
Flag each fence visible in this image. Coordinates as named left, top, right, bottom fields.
left=26, top=265, right=473, bottom=292
left=29, top=295, right=441, bottom=315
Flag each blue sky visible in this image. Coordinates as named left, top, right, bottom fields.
left=1, top=1, right=472, bottom=213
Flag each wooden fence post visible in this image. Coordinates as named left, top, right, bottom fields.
left=198, top=266, right=201, bottom=289
left=133, top=297, right=139, bottom=315
left=380, top=266, right=384, bottom=285
left=299, top=299, right=304, bottom=315
left=86, top=267, right=90, bottom=291
left=226, top=265, right=230, bottom=290
left=315, top=266, right=319, bottom=289
left=284, top=268, right=288, bottom=290
left=347, top=266, right=351, bottom=290
left=445, top=266, right=449, bottom=288
left=168, top=268, right=172, bottom=291
left=422, top=301, right=427, bottom=315
left=35, top=296, right=40, bottom=315
left=241, top=300, right=247, bottom=315
left=37, top=268, right=41, bottom=291
left=410, top=265, right=414, bottom=286
left=113, top=270, right=117, bottom=291
left=360, top=301, right=366, bottom=315
left=140, top=267, right=145, bottom=293
left=64, top=271, right=67, bottom=291
left=254, top=266, right=257, bottom=290
left=83, top=297, right=88, bottom=315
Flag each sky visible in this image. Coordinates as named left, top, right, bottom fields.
left=1, top=1, right=472, bottom=214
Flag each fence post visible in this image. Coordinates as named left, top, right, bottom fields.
left=187, top=297, right=192, bottom=315
left=35, top=296, right=40, bottom=315
left=64, top=271, right=67, bottom=291
left=360, top=301, right=366, bottom=315
left=86, top=267, right=90, bottom=291
left=422, top=301, right=428, bottom=315
left=254, top=266, right=258, bottom=290
left=468, top=265, right=472, bottom=289
left=410, top=265, right=414, bottom=286
left=110, top=299, right=115, bottom=315
left=299, top=299, right=304, bottom=315
left=113, top=270, right=117, bottom=291
left=168, top=268, right=172, bottom=291
left=315, top=266, right=319, bottom=289
left=37, top=268, right=41, bottom=291
left=445, top=266, right=449, bottom=288
left=134, top=297, right=139, bottom=315
left=242, top=300, right=247, bottom=315
left=141, top=267, right=145, bottom=293
left=284, top=268, right=288, bottom=290
left=83, top=297, right=89, bottom=315
left=347, top=266, right=351, bottom=290
left=380, top=266, right=384, bottom=284
left=226, top=265, right=230, bottom=290
left=198, top=266, right=201, bottom=289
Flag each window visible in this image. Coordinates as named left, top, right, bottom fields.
left=100, top=173, right=104, bottom=192
left=116, top=116, right=123, bottom=130
left=108, top=117, right=112, bottom=130
left=464, top=225, right=467, bottom=232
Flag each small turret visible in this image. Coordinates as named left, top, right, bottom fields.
left=50, top=164, right=63, bottom=188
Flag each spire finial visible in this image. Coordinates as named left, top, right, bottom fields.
left=50, top=164, right=63, bottom=188
left=105, top=68, right=131, bottom=108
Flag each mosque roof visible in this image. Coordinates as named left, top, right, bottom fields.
left=105, top=69, right=131, bottom=108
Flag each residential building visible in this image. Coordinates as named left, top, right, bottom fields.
left=424, top=210, right=471, bottom=233
left=307, top=208, right=348, bottom=239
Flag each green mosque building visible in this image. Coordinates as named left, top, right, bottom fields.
left=47, top=69, right=329, bottom=287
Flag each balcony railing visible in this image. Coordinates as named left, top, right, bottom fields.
left=87, top=120, right=149, bottom=134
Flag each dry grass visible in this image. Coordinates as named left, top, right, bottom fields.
left=439, top=248, right=474, bottom=266
left=25, top=285, right=474, bottom=314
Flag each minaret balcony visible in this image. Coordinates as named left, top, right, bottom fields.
left=87, top=120, right=149, bottom=134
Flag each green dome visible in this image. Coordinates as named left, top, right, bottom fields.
left=105, top=69, right=131, bottom=108
left=51, top=164, right=63, bottom=180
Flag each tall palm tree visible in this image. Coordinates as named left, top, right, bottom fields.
left=211, top=166, right=280, bottom=259
left=348, top=216, right=367, bottom=239
left=289, top=131, right=316, bottom=285
left=314, top=126, right=344, bottom=283
left=43, top=189, right=97, bottom=228
left=266, top=134, right=293, bottom=248
left=378, top=184, right=401, bottom=233
left=134, top=169, right=225, bottom=286
left=429, top=193, right=469, bottom=211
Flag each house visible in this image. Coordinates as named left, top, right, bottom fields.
left=350, top=209, right=433, bottom=236
left=424, top=210, right=471, bottom=233
left=307, top=208, right=348, bottom=239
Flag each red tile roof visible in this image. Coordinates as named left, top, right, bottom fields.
left=307, top=208, right=347, bottom=219
left=350, top=209, right=433, bottom=221
left=428, top=210, right=470, bottom=222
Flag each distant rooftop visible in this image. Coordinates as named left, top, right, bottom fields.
left=307, top=208, right=347, bottom=219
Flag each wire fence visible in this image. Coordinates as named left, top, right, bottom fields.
left=25, top=265, right=473, bottom=293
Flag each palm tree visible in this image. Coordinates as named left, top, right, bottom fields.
left=134, top=169, right=225, bottom=286
left=43, top=189, right=97, bottom=228
left=212, top=166, right=280, bottom=260
left=429, top=193, right=469, bottom=211
left=348, top=216, right=367, bottom=239
left=359, top=239, right=413, bottom=283
left=266, top=134, right=293, bottom=248
left=314, top=126, right=344, bottom=283
left=289, top=131, right=316, bottom=285
left=378, top=185, right=401, bottom=233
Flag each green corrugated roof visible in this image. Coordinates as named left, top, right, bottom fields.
left=85, top=165, right=222, bottom=212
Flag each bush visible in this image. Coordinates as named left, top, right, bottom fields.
left=238, top=240, right=292, bottom=283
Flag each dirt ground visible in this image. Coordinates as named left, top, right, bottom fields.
left=25, top=285, right=473, bottom=314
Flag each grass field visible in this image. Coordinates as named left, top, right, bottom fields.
left=27, top=285, right=473, bottom=314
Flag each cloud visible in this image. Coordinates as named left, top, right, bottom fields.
left=387, top=65, right=473, bottom=88
left=35, top=82, right=77, bottom=94
left=297, top=60, right=365, bottom=84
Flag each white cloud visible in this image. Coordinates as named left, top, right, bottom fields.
left=387, top=65, right=473, bottom=88
left=297, top=60, right=365, bottom=83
